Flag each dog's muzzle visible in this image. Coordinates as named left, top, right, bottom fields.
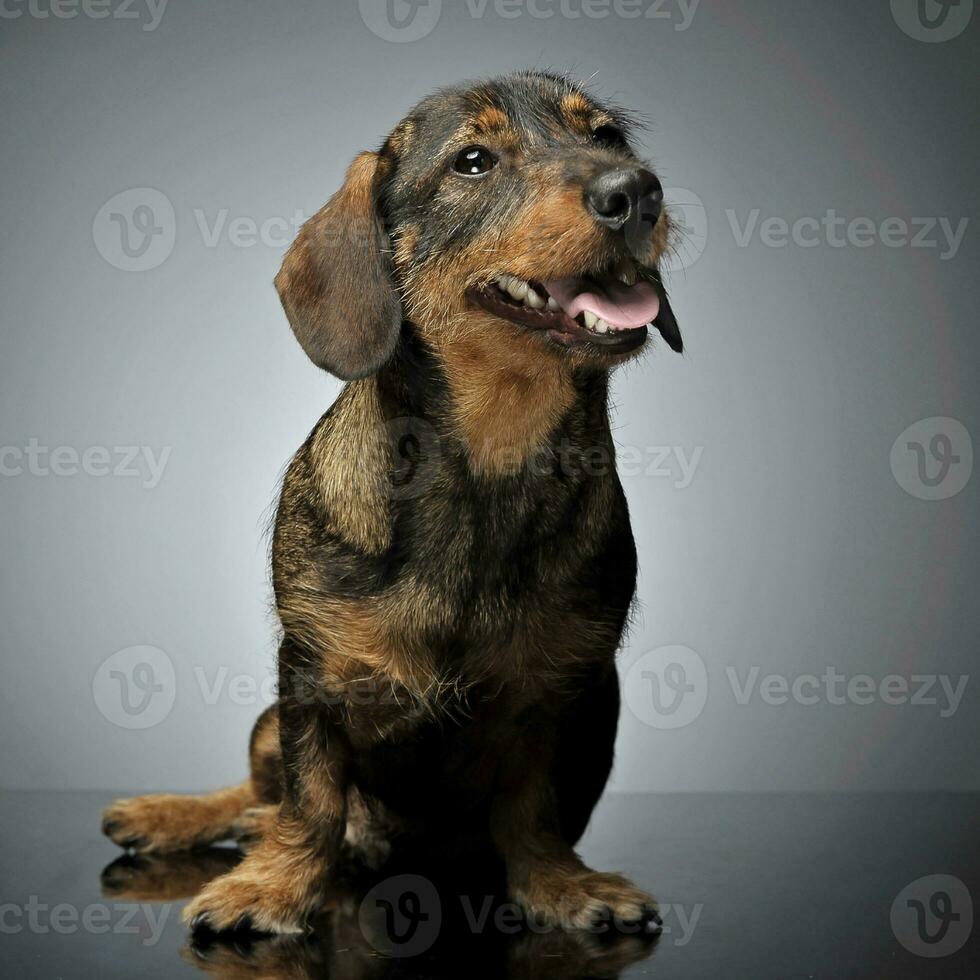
left=585, top=167, right=664, bottom=258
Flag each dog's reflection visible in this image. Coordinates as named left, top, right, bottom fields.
left=101, top=847, right=243, bottom=902
left=100, top=846, right=659, bottom=979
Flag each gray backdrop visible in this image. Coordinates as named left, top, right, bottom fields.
left=1, top=0, right=977, bottom=795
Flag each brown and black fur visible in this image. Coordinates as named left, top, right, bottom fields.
left=103, top=70, right=683, bottom=935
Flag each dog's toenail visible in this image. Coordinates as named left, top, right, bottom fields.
left=190, top=913, right=213, bottom=933
left=232, top=915, right=254, bottom=934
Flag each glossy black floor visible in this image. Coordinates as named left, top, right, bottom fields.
left=0, top=791, right=977, bottom=978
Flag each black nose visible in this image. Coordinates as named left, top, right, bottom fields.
left=585, top=168, right=663, bottom=232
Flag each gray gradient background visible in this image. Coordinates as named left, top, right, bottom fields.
left=0, top=0, right=977, bottom=795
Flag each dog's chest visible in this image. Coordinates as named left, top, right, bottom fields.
left=407, top=471, right=626, bottom=634
left=386, top=466, right=638, bottom=697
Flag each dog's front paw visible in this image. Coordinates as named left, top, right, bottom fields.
left=102, top=794, right=194, bottom=852
left=518, top=870, right=660, bottom=933
left=183, top=867, right=311, bottom=936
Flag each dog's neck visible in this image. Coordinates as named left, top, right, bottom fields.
left=308, top=330, right=616, bottom=559
left=380, top=323, right=612, bottom=477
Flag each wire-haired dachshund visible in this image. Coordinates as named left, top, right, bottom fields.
left=102, top=69, right=683, bottom=937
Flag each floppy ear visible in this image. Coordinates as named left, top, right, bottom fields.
left=275, top=152, right=401, bottom=380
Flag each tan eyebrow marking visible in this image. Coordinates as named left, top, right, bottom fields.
left=471, top=106, right=511, bottom=137
left=447, top=106, right=521, bottom=155
left=560, top=91, right=593, bottom=116
left=558, top=91, right=599, bottom=135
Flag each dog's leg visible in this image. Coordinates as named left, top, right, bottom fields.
left=552, top=663, right=620, bottom=845
left=102, top=705, right=282, bottom=853
left=492, top=736, right=656, bottom=932
left=102, top=782, right=256, bottom=854
left=182, top=656, right=349, bottom=934
left=342, top=785, right=394, bottom=869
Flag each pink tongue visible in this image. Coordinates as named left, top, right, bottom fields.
left=542, top=277, right=660, bottom=329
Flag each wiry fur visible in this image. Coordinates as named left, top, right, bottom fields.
left=103, top=70, right=682, bottom=937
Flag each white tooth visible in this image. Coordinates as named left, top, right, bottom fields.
left=583, top=310, right=599, bottom=330
left=594, top=318, right=610, bottom=334
left=525, top=288, right=545, bottom=309
left=507, top=280, right=528, bottom=302
left=547, top=296, right=560, bottom=311
left=498, top=274, right=515, bottom=290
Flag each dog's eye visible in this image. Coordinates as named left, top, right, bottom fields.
left=591, top=125, right=628, bottom=150
left=452, top=145, right=497, bottom=177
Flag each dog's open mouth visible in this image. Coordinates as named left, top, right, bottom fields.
left=467, top=267, right=682, bottom=354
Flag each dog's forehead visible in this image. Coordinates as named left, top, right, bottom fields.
left=392, top=74, right=617, bottom=160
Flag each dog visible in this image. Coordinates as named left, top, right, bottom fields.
left=102, top=70, right=683, bottom=937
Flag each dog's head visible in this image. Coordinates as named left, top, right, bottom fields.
left=275, top=71, right=682, bottom=382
